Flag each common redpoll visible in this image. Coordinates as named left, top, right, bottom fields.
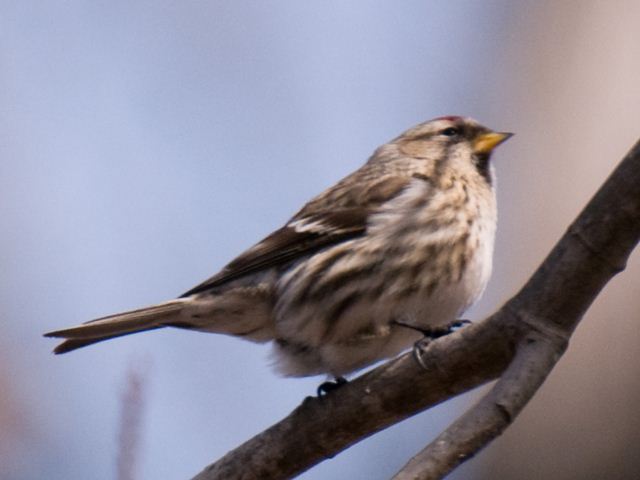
left=45, top=116, right=512, bottom=378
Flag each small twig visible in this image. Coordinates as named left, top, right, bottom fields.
left=117, top=361, right=150, bottom=480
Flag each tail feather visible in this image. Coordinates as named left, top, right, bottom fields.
left=44, top=299, right=187, bottom=354
left=50, top=326, right=164, bottom=354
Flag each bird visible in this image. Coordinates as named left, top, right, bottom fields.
left=45, top=116, right=512, bottom=381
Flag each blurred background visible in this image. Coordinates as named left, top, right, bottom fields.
left=2, top=1, right=639, bottom=479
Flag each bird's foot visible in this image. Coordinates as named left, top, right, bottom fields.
left=317, top=376, right=348, bottom=397
left=394, top=319, right=472, bottom=371
left=393, top=318, right=471, bottom=338
left=421, top=319, right=471, bottom=339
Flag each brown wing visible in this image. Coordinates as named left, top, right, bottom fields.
left=181, top=209, right=367, bottom=296
left=181, top=175, right=412, bottom=296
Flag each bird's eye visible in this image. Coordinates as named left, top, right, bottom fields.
left=440, top=127, right=460, bottom=137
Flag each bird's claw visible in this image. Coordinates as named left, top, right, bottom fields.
left=449, top=319, right=471, bottom=331
left=424, top=319, right=471, bottom=339
left=410, top=319, right=472, bottom=371
left=317, top=376, right=348, bottom=397
left=413, top=338, right=431, bottom=370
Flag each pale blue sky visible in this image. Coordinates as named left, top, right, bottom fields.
left=2, top=2, right=520, bottom=479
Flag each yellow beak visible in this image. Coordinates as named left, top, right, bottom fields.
left=473, top=132, right=514, bottom=155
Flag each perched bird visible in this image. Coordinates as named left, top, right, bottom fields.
left=45, top=116, right=512, bottom=380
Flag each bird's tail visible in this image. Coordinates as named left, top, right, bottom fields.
left=44, top=299, right=188, bottom=354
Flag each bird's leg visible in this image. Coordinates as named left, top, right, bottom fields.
left=393, top=319, right=472, bottom=370
left=317, top=376, right=348, bottom=397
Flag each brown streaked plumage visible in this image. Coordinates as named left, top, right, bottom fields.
left=45, top=116, right=512, bottom=377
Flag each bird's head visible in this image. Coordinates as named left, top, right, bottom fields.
left=391, top=116, right=513, bottom=185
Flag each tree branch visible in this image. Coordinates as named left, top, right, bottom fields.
left=391, top=322, right=566, bottom=479
left=191, top=138, right=640, bottom=480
